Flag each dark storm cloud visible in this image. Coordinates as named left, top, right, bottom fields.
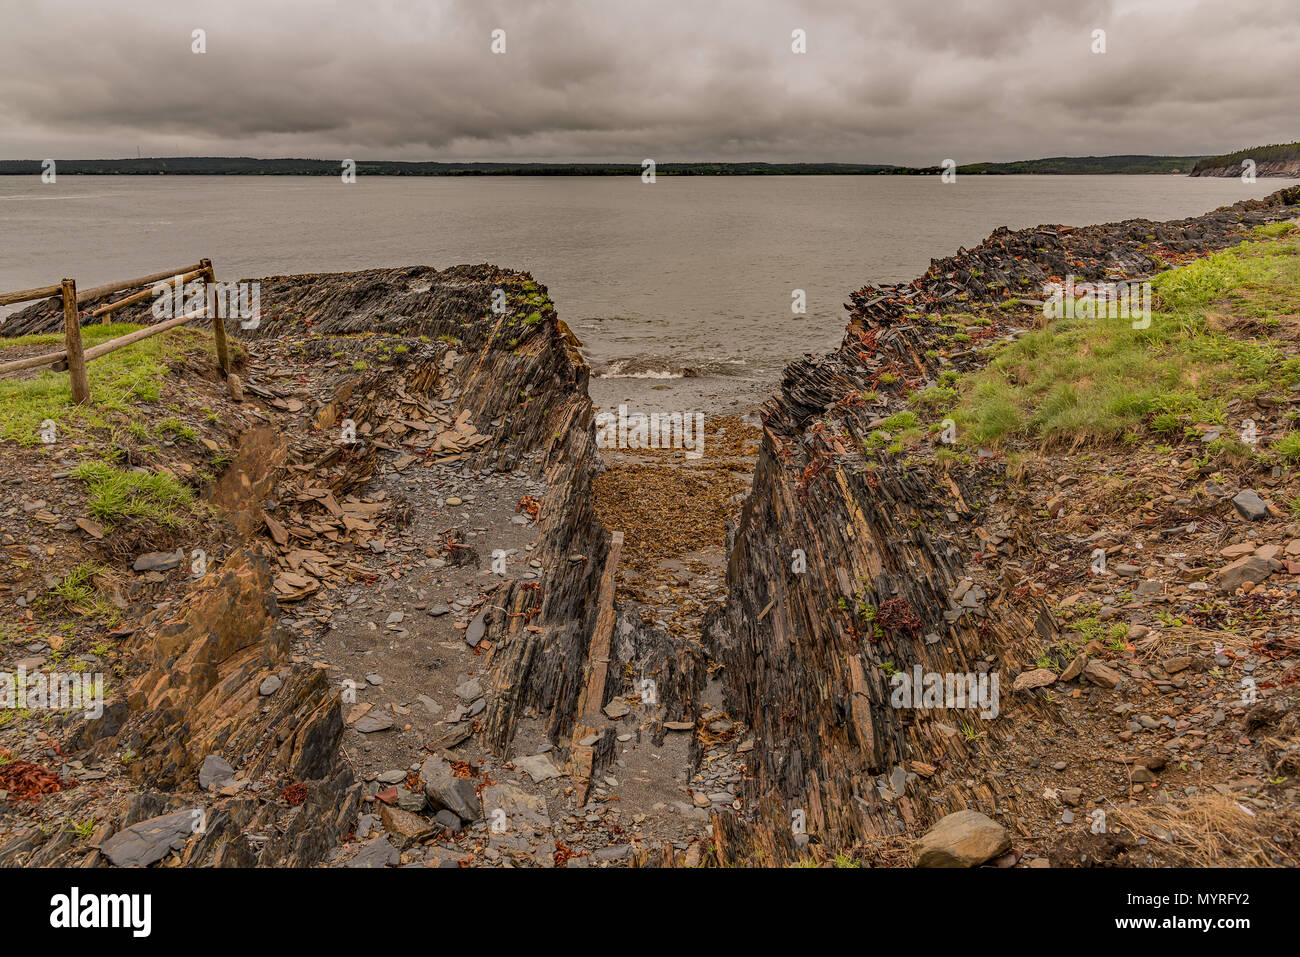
left=0, top=0, right=1295, bottom=162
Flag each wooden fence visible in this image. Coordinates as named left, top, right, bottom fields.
left=0, top=259, right=230, bottom=404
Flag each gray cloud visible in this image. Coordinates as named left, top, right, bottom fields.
left=0, top=0, right=1295, bottom=162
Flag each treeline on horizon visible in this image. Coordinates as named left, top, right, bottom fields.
left=0, top=155, right=1212, bottom=176
left=1191, top=141, right=1300, bottom=172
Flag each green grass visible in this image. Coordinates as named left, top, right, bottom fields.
left=70, top=460, right=196, bottom=528
left=946, top=224, right=1300, bottom=449
left=50, top=562, right=103, bottom=607
left=48, top=561, right=119, bottom=623
left=155, top=416, right=199, bottom=444
left=1276, top=432, right=1300, bottom=465
left=0, top=324, right=211, bottom=445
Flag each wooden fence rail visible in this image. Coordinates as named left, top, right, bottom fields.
left=0, top=259, right=228, bottom=405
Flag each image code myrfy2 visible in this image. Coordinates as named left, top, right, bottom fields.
left=0, top=0, right=1294, bottom=940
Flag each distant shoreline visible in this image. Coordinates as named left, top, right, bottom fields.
left=0, top=156, right=1209, bottom=177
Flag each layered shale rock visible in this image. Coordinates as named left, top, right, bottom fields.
left=10, top=262, right=640, bottom=755
left=710, top=187, right=1300, bottom=865
left=223, top=265, right=621, bottom=753
left=2, top=263, right=640, bottom=865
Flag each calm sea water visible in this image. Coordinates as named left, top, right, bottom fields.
left=2, top=174, right=1293, bottom=411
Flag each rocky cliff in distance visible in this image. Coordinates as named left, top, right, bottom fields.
left=1191, top=159, right=1300, bottom=178
left=1190, top=142, right=1300, bottom=178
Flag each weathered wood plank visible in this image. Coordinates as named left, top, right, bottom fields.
left=0, top=283, right=60, bottom=306
left=61, top=280, right=89, bottom=404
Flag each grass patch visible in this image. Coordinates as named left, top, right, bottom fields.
left=155, top=416, right=199, bottom=444
left=947, top=225, right=1300, bottom=448
left=70, top=461, right=196, bottom=528
left=50, top=562, right=103, bottom=607
left=48, top=562, right=120, bottom=623
left=0, top=324, right=212, bottom=445
left=1275, top=432, right=1300, bottom=465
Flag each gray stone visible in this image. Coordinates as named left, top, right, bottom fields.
left=513, top=752, right=562, bottom=783
left=395, top=786, right=426, bottom=812
left=348, top=835, right=398, bottom=868
left=421, top=757, right=481, bottom=822
left=132, top=549, right=184, bottom=573
left=353, top=711, right=394, bottom=733
left=101, top=809, right=196, bottom=867
left=434, top=809, right=464, bottom=833
left=464, top=611, right=487, bottom=647
left=454, top=677, right=482, bottom=701
left=259, top=674, right=282, bottom=695
left=198, top=754, right=235, bottom=791
left=1232, top=489, right=1269, bottom=521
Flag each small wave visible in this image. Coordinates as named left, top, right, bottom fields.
left=595, top=355, right=750, bottom=379
left=599, top=369, right=685, bottom=380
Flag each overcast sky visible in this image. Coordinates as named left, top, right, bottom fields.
left=1, top=0, right=1295, bottom=163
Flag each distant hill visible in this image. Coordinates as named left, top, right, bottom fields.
left=0, top=155, right=1209, bottom=177
left=956, top=154, right=1202, bottom=175
left=1190, top=142, right=1300, bottom=177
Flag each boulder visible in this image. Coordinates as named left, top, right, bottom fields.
left=913, top=810, right=1010, bottom=867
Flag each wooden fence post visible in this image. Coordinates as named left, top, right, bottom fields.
left=202, top=258, right=230, bottom=377
left=61, top=278, right=90, bottom=404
